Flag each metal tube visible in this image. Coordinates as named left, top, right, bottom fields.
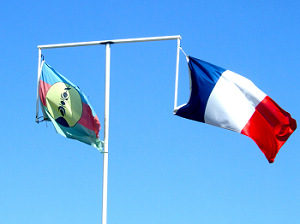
left=102, top=43, right=110, bottom=224
left=36, top=48, right=42, bottom=122
left=174, top=38, right=181, bottom=110
left=38, top=35, right=181, bottom=49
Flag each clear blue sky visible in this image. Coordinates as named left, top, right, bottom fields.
left=1, top=1, right=299, bottom=223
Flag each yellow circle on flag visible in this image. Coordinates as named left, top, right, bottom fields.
left=46, top=82, right=83, bottom=127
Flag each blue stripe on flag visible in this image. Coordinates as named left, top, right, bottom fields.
left=41, top=62, right=89, bottom=105
left=175, top=56, right=226, bottom=122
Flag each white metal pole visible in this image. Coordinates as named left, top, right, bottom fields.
left=102, top=43, right=110, bottom=224
left=36, top=35, right=182, bottom=223
left=174, top=38, right=180, bottom=110
left=36, top=48, right=42, bottom=122
left=37, top=35, right=181, bottom=49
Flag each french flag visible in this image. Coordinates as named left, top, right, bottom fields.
left=174, top=56, right=297, bottom=163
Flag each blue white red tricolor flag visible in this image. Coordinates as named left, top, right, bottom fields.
left=174, top=56, right=296, bottom=163
left=38, top=61, right=103, bottom=151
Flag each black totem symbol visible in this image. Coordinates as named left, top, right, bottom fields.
left=58, top=86, right=71, bottom=117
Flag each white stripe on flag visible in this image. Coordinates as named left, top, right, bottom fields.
left=204, top=70, right=266, bottom=133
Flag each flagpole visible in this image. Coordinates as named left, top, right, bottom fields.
left=36, top=35, right=182, bottom=224
left=35, top=48, right=42, bottom=122
left=174, top=38, right=181, bottom=110
left=37, top=35, right=181, bottom=49
left=102, top=43, right=110, bottom=224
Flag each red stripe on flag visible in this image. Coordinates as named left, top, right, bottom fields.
left=39, top=80, right=51, bottom=106
left=241, top=96, right=297, bottom=163
left=78, top=102, right=100, bottom=137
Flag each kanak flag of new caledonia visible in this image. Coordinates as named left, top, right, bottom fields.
left=174, top=56, right=296, bottom=163
left=38, top=61, right=104, bottom=151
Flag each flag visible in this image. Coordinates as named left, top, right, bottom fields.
left=38, top=61, right=104, bottom=151
left=174, top=56, right=296, bottom=163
